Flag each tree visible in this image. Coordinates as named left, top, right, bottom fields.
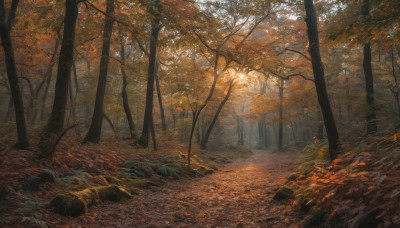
left=119, top=29, right=137, bottom=139
left=200, top=80, right=235, bottom=149
left=362, top=0, right=377, bottom=134
left=138, top=0, right=162, bottom=148
left=0, top=0, right=29, bottom=148
left=39, top=0, right=78, bottom=157
left=278, top=79, right=284, bottom=151
left=304, top=0, right=339, bottom=160
left=84, top=0, right=115, bottom=143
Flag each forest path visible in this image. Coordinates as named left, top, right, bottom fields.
left=48, top=150, right=300, bottom=227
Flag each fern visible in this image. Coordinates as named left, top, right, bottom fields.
left=122, top=160, right=158, bottom=178
left=156, top=164, right=183, bottom=178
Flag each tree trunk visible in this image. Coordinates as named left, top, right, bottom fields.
left=138, top=16, right=160, bottom=148
left=304, top=0, right=339, bottom=160
left=317, top=110, right=323, bottom=140
left=390, top=47, right=400, bottom=116
left=155, top=63, right=166, bottom=132
left=363, top=42, right=377, bottom=134
left=362, top=0, right=377, bottom=134
left=150, top=115, right=157, bottom=150
left=39, top=0, right=78, bottom=157
left=84, top=0, right=115, bottom=143
left=7, top=0, right=18, bottom=30
left=258, top=116, right=265, bottom=148
left=200, top=81, right=235, bottom=149
left=119, top=32, right=136, bottom=139
left=0, top=0, right=29, bottom=148
left=278, top=79, right=284, bottom=151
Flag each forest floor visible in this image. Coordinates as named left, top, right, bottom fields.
left=42, top=150, right=301, bottom=227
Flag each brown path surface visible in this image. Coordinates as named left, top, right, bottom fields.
left=46, top=150, right=300, bottom=227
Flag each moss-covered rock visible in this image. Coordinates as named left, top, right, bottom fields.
left=273, top=187, right=295, bottom=201
left=50, top=185, right=131, bottom=216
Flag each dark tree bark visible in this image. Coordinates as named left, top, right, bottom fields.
left=150, top=115, right=157, bottom=150
left=103, top=113, right=116, bottom=133
left=39, top=0, right=78, bottom=157
left=363, top=42, right=377, bottom=133
left=138, top=16, right=160, bottom=148
left=200, top=80, right=235, bottom=149
left=0, top=0, right=29, bottom=148
left=362, top=0, right=377, bottom=134
left=84, top=0, right=115, bottom=143
left=154, top=62, right=166, bottom=131
left=317, top=110, right=324, bottom=140
left=7, top=0, right=18, bottom=30
left=278, top=79, right=284, bottom=151
left=390, top=47, right=400, bottom=116
left=304, top=0, right=339, bottom=160
left=118, top=33, right=137, bottom=139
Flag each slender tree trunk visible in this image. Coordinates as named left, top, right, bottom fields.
left=236, top=115, right=241, bottom=146
left=187, top=110, right=198, bottom=169
left=363, top=42, right=377, bottom=134
left=6, top=96, right=14, bottom=120
left=103, top=113, right=116, bottom=133
left=317, top=110, right=323, bottom=140
left=119, top=32, right=136, bottom=139
left=278, top=79, right=284, bottom=151
left=304, top=0, right=339, bottom=160
left=390, top=47, right=400, bottom=116
left=138, top=16, right=160, bottom=147
left=200, top=81, right=235, bottom=149
left=39, top=0, right=78, bottom=157
left=7, top=0, right=18, bottom=30
left=154, top=63, right=166, bottom=131
left=346, top=77, right=352, bottom=122
left=362, top=0, right=377, bottom=134
left=150, top=115, right=157, bottom=150
left=84, top=0, right=115, bottom=143
left=0, top=0, right=29, bottom=148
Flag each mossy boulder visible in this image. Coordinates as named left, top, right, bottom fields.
left=50, top=185, right=131, bottom=216
left=273, top=187, right=295, bottom=201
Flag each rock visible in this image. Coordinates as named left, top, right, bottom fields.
left=303, top=209, right=325, bottom=228
left=23, top=169, right=57, bottom=192
left=288, top=173, right=300, bottom=182
left=50, top=184, right=131, bottom=216
left=351, top=207, right=382, bottom=228
left=273, top=187, right=295, bottom=201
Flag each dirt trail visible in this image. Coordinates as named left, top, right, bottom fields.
left=46, top=150, right=300, bottom=227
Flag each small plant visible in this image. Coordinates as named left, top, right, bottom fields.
left=156, top=164, right=183, bottom=178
